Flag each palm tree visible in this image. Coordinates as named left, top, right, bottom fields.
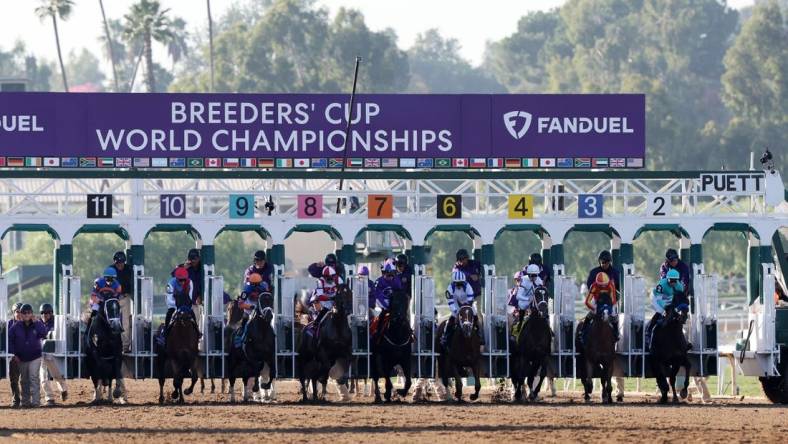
left=35, top=0, right=74, bottom=92
left=207, top=0, right=215, bottom=92
left=166, top=17, right=189, bottom=72
left=98, top=0, right=120, bottom=91
left=122, top=0, right=176, bottom=92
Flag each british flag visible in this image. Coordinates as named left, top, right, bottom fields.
left=610, top=158, right=626, bottom=168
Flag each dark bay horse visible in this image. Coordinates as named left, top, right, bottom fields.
left=85, top=297, right=123, bottom=404
left=511, top=286, right=553, bottom=402
left=227, top=292, right=277, bottom=402
left=577, top=300, right=616, bottom=404
left=437, top=305, right=482, bottom=402
left=650, top=303, right=692, bottom=404
left=157, top=307, right=200, bottom=404
left=370, top=289, right=413, bottom=403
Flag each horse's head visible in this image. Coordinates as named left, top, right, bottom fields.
left=596, top=303, right=612, bottom=322
left=172, top=306, right=195, bottom=328
left=103, top=298, right=123, bottom=333
left=458, top=305, right=475, bottom=338
left=667, top=302, right=689, bottom=325
left=254, top=291, right=275, bottom=323
left=388, top=289, right=410, bottom=324
left=533, top=286, right=549, bottom=318
left=333, top=284, right=352, bottom=314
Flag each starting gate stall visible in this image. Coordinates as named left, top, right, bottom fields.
left=412, top=272, right=436, bottom=378
left=0, top=277, right=7, bottom=378
left=551, top=272, right=578, bottom=378
left=350, top=276, right=370, bottom=378
left=691, top=270, right=719, bottom=376
left=275, top=272, right=297, bottom=378
left=739, top=264, right=780, bottom=377
left=620, top=274, right=647, bottom=377
left=202, top=275, right=226, bottom=378
left=54, top=274, right=82, bottom=378
left=483, top=273, right=511, bottom=378
left=130, top=275, right=154, bottom=379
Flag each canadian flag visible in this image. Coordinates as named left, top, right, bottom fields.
left=452, top=158, right=467, bottom=167
left=206, top=158, right=220, bottom=168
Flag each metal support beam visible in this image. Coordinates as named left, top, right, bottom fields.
left=53, top=243, right=73, bottom=313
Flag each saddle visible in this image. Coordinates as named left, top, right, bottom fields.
left=369, top=312, right=390, bottom=337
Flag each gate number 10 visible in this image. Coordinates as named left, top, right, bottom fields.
left=160, top=194, right=186, bottom=219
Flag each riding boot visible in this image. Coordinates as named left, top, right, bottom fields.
left=645, top=313, right=661, bottom=352
left=163, top=308, right=175, bottom=339
left=441, top=317, right=456, bottom=348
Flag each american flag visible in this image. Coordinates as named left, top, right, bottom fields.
left=381, top=158, right=398, bottom=168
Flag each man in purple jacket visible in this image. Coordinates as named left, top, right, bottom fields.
left=8, top=304, right=48, bottom=408
left=8, top=302, right=23, bottom=407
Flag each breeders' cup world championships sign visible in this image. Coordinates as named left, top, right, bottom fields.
left=0, top=93, right=645, bottom=169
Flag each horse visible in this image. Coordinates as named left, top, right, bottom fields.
left=510, top=286, right=553, bottom=402
left=650, top=303, right=692, bottom=404
left=156, top=307, right=201, bottom=404
left=436, top=304, right=482, bottom=402
left=577, top=299, right=616, bottom=404
left=370, top=289, right=413, bottom=403
left=226, top=292, right=277, bottom=403
left=85, top=297, right=124, bottom=404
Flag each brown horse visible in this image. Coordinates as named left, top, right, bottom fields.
left=577, top=302, right=616, bottom=404
left=157, top=308, right=201, bottom=404
left=436, top=305, right=482, bottom=402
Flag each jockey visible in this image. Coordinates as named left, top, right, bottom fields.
left=659, top=249, right=691, bottom=296
left=645, top=268, right=687, bottom=351
left=309, top=266, right=343, bottom=325
left=395, top=254, right=414, bottom=297
left=511, top=264, right=545, bottom=331
left=308, top=253, right=346, bottom=281
left=528, top=253, right=552, bottom=288
left=507, top=270, right=523, bottom=308
left=580, top=272, right=620, bottom=343
left=238, top=273, right=270, bottom=330
left=244, top=250, right=274, bottom=288
left=440, top=270, right=479, bottom=347
left=372, top=262, right=404, bottom=312
left=585, top=250, right=620, bottom=291
left=164, top=266, right=199, bottom=338
left=453, top=249, right=482, bottom=296
left=87, top=267, right=123, bottom=331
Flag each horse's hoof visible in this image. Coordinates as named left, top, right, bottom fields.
left=184, top=388, right=193, bottom=396
left=158, top=397, right=164, bottom=405
left=396, top=388, right=408, bottom=398
left=583, top=395, right=591, bottom=403
left=113, top=388, right=123, bottom=399
left=384, top=398, right=392, bottom=404
left=374, top=397, right=383, bottom=404
left=470, top=393, right=479, bottom=402
left=672, top=396, right=679, bottom=404
left=680, top=388, right=688, bottom=400
left=659, top=396, right=668, bottom=404
left=171, top=390, right=179, bottom=400
left=616, top=395, right=624, bottom=403
left=454, top=397, right=465, bottom=404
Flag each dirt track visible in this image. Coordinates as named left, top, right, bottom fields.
left=0, top=379, right=785, bottom=443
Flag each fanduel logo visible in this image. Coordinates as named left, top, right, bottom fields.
left=503, top=111, right=531, bottom=140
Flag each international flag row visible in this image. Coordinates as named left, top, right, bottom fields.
left=0, top=156, right=645, bottom=169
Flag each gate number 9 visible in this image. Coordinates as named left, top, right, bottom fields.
left=230, top=194, right=254, bottom=219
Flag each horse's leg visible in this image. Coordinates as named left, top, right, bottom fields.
left=244, top=376, right=255, bottom=402
left=583, top=360, right=594, bottom=402
left=311, top=377, right=319, bottom=403
left=372, top=376, right=383, bottom=403
left=158, top=374, right=165, bottom=404
left=669, top=364, right=680, bottom=403
left=384, top=375, right=393, bottom=403
left=655, top=363, right=669, bottom=404
left=397, top=356, right=412, bottom=399
left=92, top=378, right=101, bottom=404
left=453, top=363, right=464, bottom=403
left=601, top=363, right=612, bottom=404
left=680, top=357, right=692, bottom=400
left=228, top=376, right=236, bottom=403
left=530, top=358, right=548, bottom=401
left=185, top=367, right=198, bottom=396
left=470, top=361, right=481, bottom=402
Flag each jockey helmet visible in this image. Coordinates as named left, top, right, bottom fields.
left=103, top=267, right=118, bottom=279
left=254, top=250, right=266, bottom=261
left=248, top=273, right=263, bottom=284
left=12, top=302, right=23, bottom=312
left=526, top=264, right=540, bottom=277
left=382, top=263, right=396, bottom=274
left=598, top=250, right=612, bottom=263
left=529, top=253, right=543, bottom=265
left=452, top=270, right=466, bottom=283
left=113, top=251, right=126, bottom=263
left=595, top=272, right=610, bottom=286
left=324, top=253, right=338, bottom=266
left=456, top=249, right=470, bottom=261
left=513, top=270, right=522, bottom=280
left=174, top=267, right=189, bottom=280
left=666, top=268, right=680, bottom=282
left=357, top=265, right=370, bottom=276
left=396, top=254, right=408, bottom=265
left=322, top=266, right=337, bottom=279
left=20, top=304, right=33, bottom=314
left=39, top=303, right=53, bottom=314
left=665, top=249, right=679, bottom=261
left=187, top=248, right=200, bottom=260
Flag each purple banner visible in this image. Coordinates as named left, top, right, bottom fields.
left=0, top=93, right=645, bottom=160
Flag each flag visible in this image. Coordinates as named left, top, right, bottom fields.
left=592, top=158, right=609, bottom=168
left=241, top=158, right=257, bottom=168
left=328, top=158, right=344, bottom=168
left=610, top=158, right=626, bottom=168
left=151, top=157, right=168, bottom=167
left=522, top=158, right=539, bottom=168
left=435, top=158, right=451, bottom=168
left=275, top=158, right=292, bottom=168
left=469, top=158, right=486, bottom=168
left=99, top=157, right=115, bottom=167
left=43, top=157, right=60, bottom=167
left=505, top=158, right=520, bottom=168
left=400, top=158, right=416, bottom=168
left=487, top=158, right=503, bottom=168
left=557, top=158, right=573, bottom=168
left=363, top=158, right=380, bottom=168
left=223, top=158, right=240, bottom=168
left=417, top=158, right=434, bottom=168
left=7, top=157, right=24, bottom=167
left=258, top=158, right=274, bottom=168
left=169, top=158, right=186, bottom=168
left=381, top=158, right=398, bottom=168
left=133, top=157, right=150, bottom=168
left=452, top=158, right=468, bottom=168
left=205, top=158, right=221, bottom=168
left=116, top=157, right=132, bottom=168
left=311, top=158, right=327, bottom=168
left=627, top=158, right=644, bottom=168
left=61, top=157, right=78, bottom=168
left=0, top=157, right=5, bottom=167
left=25, top=157, right=42, bottom=167
left=293, top=158, right=309, bottom=168
left=187, top=158, right=204, bottom=168
left=540, top=158, right=556, bottom=168
left=80, top=157, right=97, bottom=168
left=574, top=158, right=591, bottom=168
left=347, top=158, right=363, bottom=168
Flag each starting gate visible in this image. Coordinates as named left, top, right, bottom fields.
left=202, top=276, right=225, bottom=378
left=54, top=274, right=82, bottom=378
left=350, top=276, right=370, bottom=378
left=412, top=273, right=436, bottom=378
left=620, top=275, right=647, bottom=377
left=130, top=275, right=155, bottom=378
left=552, top=272, right=578, bottom=377
left=0, top=277, right=8, bottom=379
left=692, top=270, right=719, bottom=376
left=275, top=273, right=297, bottom=378
left=484, top=274, right=510, bottom=378
left=740, top=264, right=780, bottom=377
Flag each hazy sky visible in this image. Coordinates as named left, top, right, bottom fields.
left=0, top=0, right=756, bottom=69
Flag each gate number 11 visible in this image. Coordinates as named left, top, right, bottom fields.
left=87, top=194, right=113, bottom=218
